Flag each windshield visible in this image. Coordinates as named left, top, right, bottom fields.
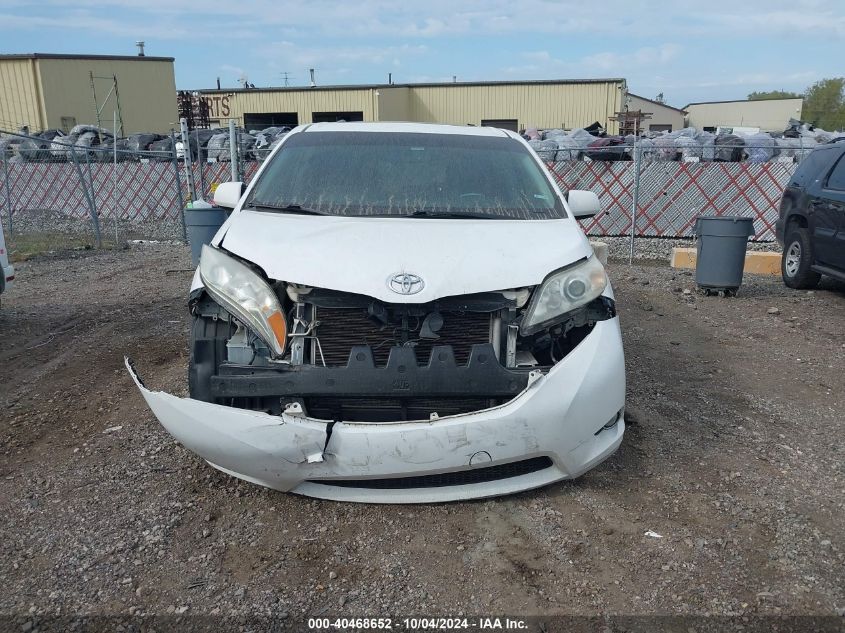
left=246, top=131, right=565, bottom=220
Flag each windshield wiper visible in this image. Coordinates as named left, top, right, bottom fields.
left=248, top=203, right=331, bottom=216
left=407, top=210, right=498, bottom=219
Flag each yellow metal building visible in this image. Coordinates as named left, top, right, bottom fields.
left=198, top=78, right=627, bottom=133
left=625, top=93, right=687, bottom=133
left=684, top=98, right=804, bottom=133
left=0, top=53, right=178, bottom=134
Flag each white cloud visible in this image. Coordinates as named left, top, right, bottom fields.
left=689, top=71, right=820, bottom=89
left=347, top=0, right=845, bottom=39
left=254, top=42, right=428, bottom=85
left=581, top=44, right=681, bottom=72
left=218, top=64, right=246, bottom=78
left=693, top=8, right=845, bottom=37
left=0, top=0, right=842, bottom=103
left=5, top=0, right=843, bottom=39
left=0, top=11, right=188, bottom=38
left=502, top=44, right=681, bottom=77
left=262, top=42, right=427, bottom=69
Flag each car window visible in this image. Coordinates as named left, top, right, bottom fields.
left=791, top=148, right=840, bottom=187
left=825, top=153, right=845, bottom=190
left=247, top=131, right=565, bottom=220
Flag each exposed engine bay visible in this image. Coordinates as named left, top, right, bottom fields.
left=189, top=282, right=616, bottom=422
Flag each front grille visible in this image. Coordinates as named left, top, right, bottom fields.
left=314, top=308, right=491, bottom=367
left=308, top=456, right=554, bottom=489
left=305, top=396, right=499, bottom=422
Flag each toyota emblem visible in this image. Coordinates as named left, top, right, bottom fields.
left=388, top=273, right=425, bottom=295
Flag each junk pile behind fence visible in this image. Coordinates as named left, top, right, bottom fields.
left=526, top=118, right=844, bottom=164
left=0, top=116, right=842, bottom=248
left=0, top=125, right=292, bottom=164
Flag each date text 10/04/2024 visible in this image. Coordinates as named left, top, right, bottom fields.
left=307, top=618, right=529, bottom=630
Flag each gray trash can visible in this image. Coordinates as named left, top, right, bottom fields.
left=184, top=204, right=228, bottom=266
left=693, top=216, right=755, bottom=294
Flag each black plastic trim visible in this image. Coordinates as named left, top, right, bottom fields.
left=308, top=456, right=554, bottom=489
left=210, top=343, right=531, bottom=399
left=811, top=264, right=845, bottom=282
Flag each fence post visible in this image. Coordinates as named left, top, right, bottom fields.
left=2, top=157, right=12, bottom=237
left=229, top=119, right=239, bottom=183
left=179, top=118, right=197, bottom=202
left=84, top=150, right=102, bottom=247
left=112, top=110, right=121, bottom=247
left=71, top=147, right=101, bottom=248
left=629, top=141, right=642, bottom=264
left=196, top=128, right=206, bottom=197
left=170, top=131, right=187, bottom=242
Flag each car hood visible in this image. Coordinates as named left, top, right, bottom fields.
left=217, top=210, right=593, bottom=303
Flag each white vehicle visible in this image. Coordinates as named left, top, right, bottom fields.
left=128, top=122, right=626, bottom=503
left=0, top=220, right=13, bottom=305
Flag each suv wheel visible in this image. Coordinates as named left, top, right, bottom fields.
left=782, top=227, right=820, bottom=289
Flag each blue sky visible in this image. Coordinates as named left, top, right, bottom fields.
left=1, top=0, right=843, bottom=108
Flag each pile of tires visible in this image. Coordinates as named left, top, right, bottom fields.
left=18, top=130, right=65, bottom=161
left=206, top=131, right=256, bottom=162
left=252, top=127, right=291, bottom=161
left=148, top=137, right=177, bottom=162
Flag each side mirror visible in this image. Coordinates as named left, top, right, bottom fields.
left=566, top=189, right=601, bottom=219
left=213, top=181, right=245, bottom=209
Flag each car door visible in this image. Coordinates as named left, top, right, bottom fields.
left=816, top=151, right=845, bottom=269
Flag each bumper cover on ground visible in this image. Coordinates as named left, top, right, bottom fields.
left=127, top=318, right=626, bottom=503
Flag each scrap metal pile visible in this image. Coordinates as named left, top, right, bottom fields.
left=3, top=119, right=843, bottom=165
left=524, top=119, right=845, bottom=163
left=0, top=125, right=292, bottom=163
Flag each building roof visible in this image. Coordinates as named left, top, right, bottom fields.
left=683, top=97, right=803, bottom=109
left=0, top=53, right=175, bottom=62
left=628, top=92, right=687, bottom=113
left=304, top=121, right=513, bottom=137
left=195, top=77, right=626, bottom=94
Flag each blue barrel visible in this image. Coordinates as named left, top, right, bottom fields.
left=694, top=216, right=755, bottom=291
left=184, top=204, right=228, bottom=266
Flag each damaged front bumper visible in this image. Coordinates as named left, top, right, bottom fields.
left=127, top=318, right=626, bottom=503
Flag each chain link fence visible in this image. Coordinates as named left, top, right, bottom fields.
left=550, top=156, right=797, bottom=242
left=0, top=126, right=810, bottom=260
left=0, top=128, right=265, bottom=252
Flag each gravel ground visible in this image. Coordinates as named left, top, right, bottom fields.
left=10, top=209, right=185, bottom=242
left=0, top=244, right=843, bottom=630
left=600, top=236, right=778, bottom=262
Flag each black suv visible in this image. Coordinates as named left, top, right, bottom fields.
left=776, top=141, right=845, bottom=288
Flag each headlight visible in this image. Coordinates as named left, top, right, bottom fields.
left=199, top=244, right=287, bottom=358
left=520, top=256, right=608, bottom=335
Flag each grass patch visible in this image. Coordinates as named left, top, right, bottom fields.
left=7, top=233, right=122, bottom=262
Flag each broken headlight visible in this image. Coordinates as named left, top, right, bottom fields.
left=520, top=256, right=608, bottom=336
left=199, top=244, right=287, bottom=358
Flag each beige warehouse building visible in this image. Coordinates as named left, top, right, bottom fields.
left=684, top=98, right=803, bottom=133
left=625, top=93, right=687, bottom=133
left=197, top=78, right=627, bottom=134
left=0, top=53, right=178, bottom=134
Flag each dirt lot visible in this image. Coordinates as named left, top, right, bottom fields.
left=0, top=244, right=843, bottom=628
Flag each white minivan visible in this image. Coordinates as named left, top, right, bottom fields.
left=0, top=220, right=13, bottom=306
left=128, top=122, right=626, bottom=503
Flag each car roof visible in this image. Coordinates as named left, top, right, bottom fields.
left=303, top=121, right=514, bottom=138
